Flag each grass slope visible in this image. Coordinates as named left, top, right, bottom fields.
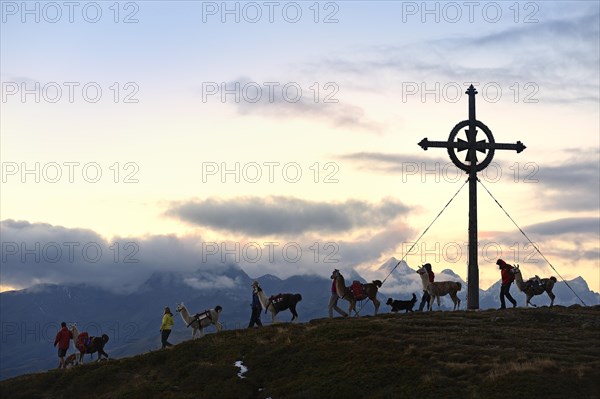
left=1, top=306, right=598, bottom=399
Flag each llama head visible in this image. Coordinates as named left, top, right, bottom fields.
left=69, top=324, right=79, bottom=335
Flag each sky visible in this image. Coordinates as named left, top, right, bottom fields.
left=1, top=1, right=599, bottom=296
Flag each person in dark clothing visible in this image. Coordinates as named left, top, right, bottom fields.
left=328, top=269, right=348, bottom=318
left=53, top=321, right=73, bottom=369
left=497, top=259, right=517, bottom=309
left=248, top=281, right=263, bottom=328
left=418, top=263, right=435, bottom=311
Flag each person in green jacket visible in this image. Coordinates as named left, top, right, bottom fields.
left=160, top=306, right=174, bottom=349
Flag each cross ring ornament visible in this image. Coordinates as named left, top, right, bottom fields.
left=447, top=119, right=495, bottom=172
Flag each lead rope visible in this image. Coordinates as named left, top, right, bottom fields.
left=355, top=179, right=469, bottom=315
left=381, top=178, right=468, bottom=285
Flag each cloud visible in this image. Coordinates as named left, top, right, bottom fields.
left=478, top=215, right=600, bottom=276
left=233, top=222, right=415, bottom=280
left=339, top=149, right=600, bottom=212
left=183, top=275, right=239, bottom=290
left=0, top=219, right=236, bottom=293
left=0, top=219, right=414, bottom=291
left=533, top=153, right=600, bottom=212
left=1, top=217, right=594, bottom=293
left=165, top=196, right=411, bottom=236
left=213, top=77, right=383, bottom=133
left=339, top=151, right=454, bottom=174
left=526, top=217, right=600, bottom=236
left=0, top=73, right=39, bottom=85
left=311, top=11, right=599, bottom=105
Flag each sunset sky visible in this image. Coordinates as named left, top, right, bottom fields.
left=1, top=1, right=598, bottom=296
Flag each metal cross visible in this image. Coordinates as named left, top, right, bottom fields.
left=418, top=84, right=526, bottom=310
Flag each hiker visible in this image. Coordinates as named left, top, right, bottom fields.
left=53, top=321, right=72, bottom=369
left=248, top=281, right=263, bottom=328
left=328, top=269, right=348, bottom=318
left=418, top=263, right=435, bottom=311
left=497, top=259, right=517, bottom=309
left=160, top=306, right=174, bottom=348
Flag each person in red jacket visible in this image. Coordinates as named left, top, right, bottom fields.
left=53, top=322, right=73, bottom=369
left=418, top=263, right=435, bottom=311
left=497, top=259, right=517, bottom=309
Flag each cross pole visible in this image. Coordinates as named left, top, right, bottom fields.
left=418, top=84, right=526, bottom=310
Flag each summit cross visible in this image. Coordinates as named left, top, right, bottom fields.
left=418, top=84, right=526, bottom=310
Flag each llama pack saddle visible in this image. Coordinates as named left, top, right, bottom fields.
left=187, top=310, right=213, bottom=327
left=350, top=281, right=367, bottom=301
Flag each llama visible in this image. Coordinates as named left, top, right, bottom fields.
left=331, top=269, right=382, bottom=316
left=175, top=303, right=223, bottom=338
left=512, top=265, right=557, bottom=307
left=69, top=324, right=109, bottom=365
left=416, top=266, right=461, bottom=311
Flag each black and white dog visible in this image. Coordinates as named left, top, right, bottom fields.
left=386, top=293, right=417, bottom=313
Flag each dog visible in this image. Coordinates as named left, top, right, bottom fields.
left=64, top=353, right=78, bottom=368
left=386, top=293, right=417, bottom=313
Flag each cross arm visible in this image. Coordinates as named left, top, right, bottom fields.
left=418, top=138, right=450, bottom=150
left=492, top=141, right=526, bottom=153
left=418, top=138, right=469, bottom=151
left=419, top=138, right=526, bottom=153
left=472, top=140, right=526, bottom=153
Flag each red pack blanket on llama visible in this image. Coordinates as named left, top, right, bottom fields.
left=351, top=281, right=366, bottom=300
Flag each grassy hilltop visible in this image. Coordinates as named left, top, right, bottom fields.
left=1, top=306, right=598, bottom=399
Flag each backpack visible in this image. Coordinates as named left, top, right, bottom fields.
left=76, top=332, right=89, bottom=352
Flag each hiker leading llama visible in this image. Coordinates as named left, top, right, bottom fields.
left=512, top=264, right=557, bottom=307
left=418, top=263, right=435, bottom=311
left=497, top=259, right=518, bottom=309
left=253, top=280, right=302, bottom=323
left=416, top=265, right=461, bottom=311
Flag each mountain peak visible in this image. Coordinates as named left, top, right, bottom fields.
left=142, top=271, right=182, bottom=289
left=378, top=258, right=414, bottom=276
left=386, top=256, right=399, bottom=265
left=439, top=269, right=463, bottom=281
left=567, top=276, right=589, bottom=291
left=256, top=274, right=282, bottom=282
